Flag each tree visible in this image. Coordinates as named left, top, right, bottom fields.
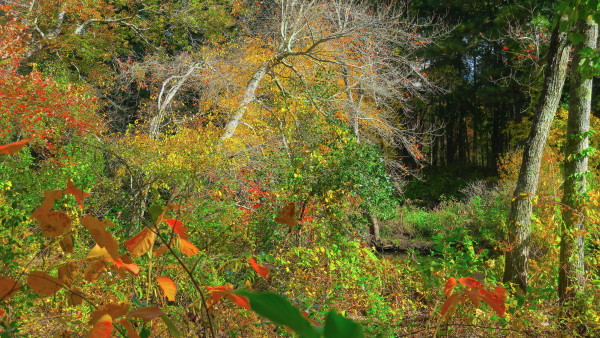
left=502, top=14, right=571, bottom=291
left=0, top=6, right=98, bottom=151
left=219, top=0, right=444, bottom=162
left=559, top=16, right=598, bottom=303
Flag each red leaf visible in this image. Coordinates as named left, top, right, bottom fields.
left=163, top=219, right=189, bottom=239
left=156, top=276, right=176, bottom=301
left=440, top=293, right=463, bottom=319
left=464, top=288, right=482, bottom=307
left=495, top=284, right=507, bottom=302
left=225, top=294, right=250, bottom=309
left=89, top=313, right=112, bottom=338
left=443, top=277, right=456, bottom=296
left=202, top=285, right=249, bottom=309
left=202, top=285, right=232, bottom=306
left=179, top=238, right=199, bottom=257
left=249, top=258, right=269, bottom=279
left=0, top=139, right=31, bottom=155
left=458, top=277, right=483, bottom=289
left=479, top=287, right=507, bottom=316
left=63, top=180, right=89, bottom=209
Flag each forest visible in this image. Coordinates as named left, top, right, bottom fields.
left=0, top=0, right=599, bottom=336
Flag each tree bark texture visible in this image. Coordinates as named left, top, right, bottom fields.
left=558, top=17, right=598, bottom=302
left=502, top=19, right=571, bottom=292
left=220, top=58, right=279, bottom=140
left=149, top=63, right=199, bottom=139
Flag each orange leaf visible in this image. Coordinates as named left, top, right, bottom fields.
left=249, top=258, right=269, bottom=279
left=163, top=219, right=189, bottom=239
left=179, top=238, right=199, bottom=257
left=0, top=309, right=5, bottom=317
left=63, top=180, right=90, bottom=209
left=112, top=254, right=140, bottom=276
left=202, top=285, right=232, bottom=307
left=89, top=313, right=112, bottom=338
left=0, top=276, right=19, bottom=300
left=440, top=293, right=463, bottom=319
left=68, top=288, right=85, bottom=306
left=81, top=215, right=114, bottom=229
left=125, top=228, right=156, bottom=258
left=105, top=302, right=130, bottom=320
left=444, top=277, right=456, bottom=296
left=60, top=234, right=74, bottom=254
left=153, top=245, right=168, bottom=257
left=156, top=276, right=176, bottom=301
left=57, top=263, right=78, bottom=287
left=31, top=189, right=63, bottom=220
left=86, top=244, right=111, bottom=261
left=35, top=210, right=72, bottom=238
left=27, top=271, right=64, bottom=297
left=84, top=260, right=107, bottom=282
left=127, top=306, right=164, bottom=322
left=0, top=139, right=31, bottom=155
left=458, top=277, right=483, bottom=289
left=82, top=216, right=119, bottom=260
left=275, top=202, right=297, bottom=231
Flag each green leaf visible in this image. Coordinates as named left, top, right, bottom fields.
left=148, top=203, right=165, bottom=225
left=323, top=311, right=364, bottom=338
left=568, top=32, right=586, bottom=43
left=160, top=314, right=182, bottom=338
left=236, top=291, right=319, bottom=338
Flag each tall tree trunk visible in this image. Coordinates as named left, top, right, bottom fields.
left=502, top=19, right=571, bottom=291
left=149, top=62, right=199, bottom=139
left=220, top=58, right=279, bottom=140
left=559, top=17, right=597, bottom=302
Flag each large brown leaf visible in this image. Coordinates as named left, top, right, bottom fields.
left=57, top=263, right=78, bottom=287
left=0, top=276, right=19, bottom=300
left=27, top=271, right=64, bottom=297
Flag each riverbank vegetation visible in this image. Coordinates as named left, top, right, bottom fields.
left=1, top=0, right=599, bottom=336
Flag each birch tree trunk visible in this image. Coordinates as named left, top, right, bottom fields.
left=149, top=62, right=199, bottom=139
left=502, top=18, right=571, bottom=291
left=558, top=17, right=598, bottom=302
left=220, top=58, right=279, bottom=140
